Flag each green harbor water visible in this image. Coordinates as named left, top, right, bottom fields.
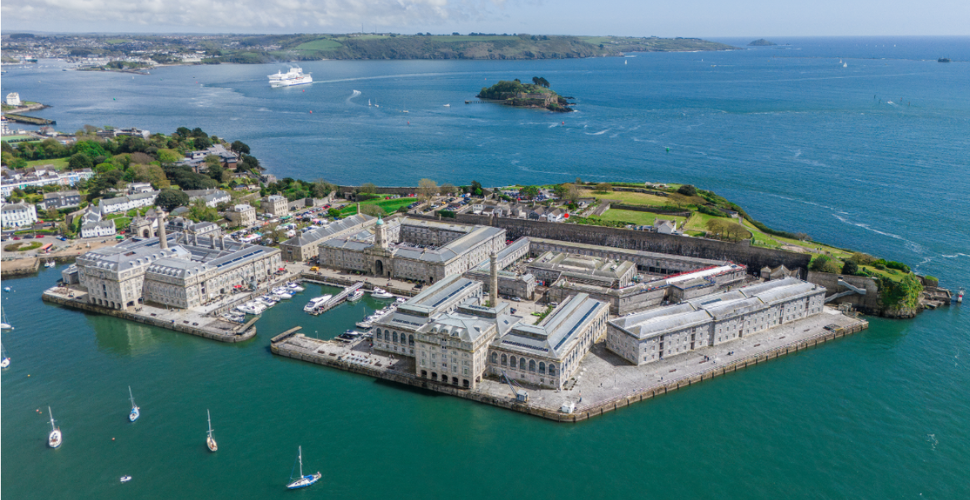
left=2, top=265, right=968, bottom=499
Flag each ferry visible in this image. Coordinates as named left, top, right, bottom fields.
left=268, top=67, right=312, bottom=88
left=303, top=295, right=333, bottom=313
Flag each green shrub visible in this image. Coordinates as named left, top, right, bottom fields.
left=841, top=260, right=859, bottom=275
left=876, top=274, right=923, bottom=310
left=810, top=255, right=831, bottom=272
left=885, top=261, right=910, bottom=273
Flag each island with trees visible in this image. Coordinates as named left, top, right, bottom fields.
left=748, top=39, right=777, bottom=46
left=477, top=77, right=573, bottom=112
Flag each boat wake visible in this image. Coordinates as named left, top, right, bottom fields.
left=348, top=90, right=361, bottom=102
left=585, top=129, right=610, bottom=136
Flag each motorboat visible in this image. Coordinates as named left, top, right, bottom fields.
left=259, top=295, right=278, bottom=306
left=370, top=288, right=394, bottom=299
left=286, top=446, right=322, bottom=490
left=303, top=295, right=333, bottom=313
left=286, top=282, right=305, bottom=292
left=355, top=320, right=373, bottom=330
left=206, top=409, right=218, bottom=452
left=395, top=297, right=407, bottom=304
left=45, top=260, right=55, bottom=268
left=120, top=476, right=132, bottom=483
left=128, top=386, right=140, bottom=422
left=348, top=289, right=365, bottom=302
left=48, top=407, right=62, bottom=448
left=236, top=301, right=267, bottom=315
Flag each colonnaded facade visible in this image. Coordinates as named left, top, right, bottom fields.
left=606, top=277, right=826, bottom=365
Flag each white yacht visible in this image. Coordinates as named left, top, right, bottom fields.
left=303, top=295, right=333, bottom=313
left=206, top=410, right=217, bottom=452
left=128, top=386, right=140, bottom=422
left=236, top=301, right=267, bottom=315
left=268, top=67, right=312, bottom=88
left=370, top=288, right=394, bottom=299
left=48, top=407, right=62, bottom=448
left=348, top=289, right=365, bottom=302
left=286, top=446, right=322, bottom=489
left=286, top=282, right=305, bottom=292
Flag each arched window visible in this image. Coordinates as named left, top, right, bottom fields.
left=408, top=334, right=414, bottom=346
left=519, top=358, right=526, bottom=370
left=375, top=328, right=382, bottom=339
left=491, top=352, right=498, bottom=364
left=529, top=360, right=536, bottom=372
left=539, top=362, right=546, bottom=374
left=393, top=332, right=398, bottom=343
left=509, top=356, right=516, bottom=369
left=501, top=354, right=507, bottom=366
left=548, top=364, right=557, bottom=376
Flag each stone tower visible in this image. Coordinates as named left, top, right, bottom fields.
left=157, top=211, right=168, bottom=250
left=375, top=216, right=388, bottom=249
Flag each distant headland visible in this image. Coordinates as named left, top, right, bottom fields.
left=476, top=77, right=573, bottom=112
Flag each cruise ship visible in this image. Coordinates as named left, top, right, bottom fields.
left=268, top=67, right=313, bottom=88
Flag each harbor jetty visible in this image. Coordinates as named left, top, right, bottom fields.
left=307, top=281, right=364, bottom=315
left=271, top=307, right=868, bottom=423
left=42, top=285, right=257, bottom=343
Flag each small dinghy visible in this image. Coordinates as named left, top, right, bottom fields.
left=120, top=476, right=132, bottom=483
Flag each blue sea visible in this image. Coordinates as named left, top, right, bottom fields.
left=2, top=37, right=969, bottom=498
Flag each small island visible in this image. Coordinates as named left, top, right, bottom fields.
left=748, top=39, right=777, bottom=46
left=477, top=77, right=573, bottom=112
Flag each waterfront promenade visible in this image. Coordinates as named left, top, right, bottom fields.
left=272, top=306, right=868, bottom=422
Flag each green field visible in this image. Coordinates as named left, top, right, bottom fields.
left=25, top=158, right=70, bottom=170
left=592, top=209, right=685, bottom=227
left=340, top=197, right=417, bottom=216
left=579, top=188, right=686, bottom=207
left=294, top=39, right=343, bottom=52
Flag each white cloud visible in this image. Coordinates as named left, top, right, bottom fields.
left=1, top=0, right=512, bottom=32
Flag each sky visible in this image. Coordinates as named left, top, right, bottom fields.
left=2, top=0, right=968, bottom=36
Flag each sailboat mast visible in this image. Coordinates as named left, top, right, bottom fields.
left=298, top=446, right=303, bottom=477
left=207, top=410, right=212, bottom=435
left=49, top=407, right=55, bottom=431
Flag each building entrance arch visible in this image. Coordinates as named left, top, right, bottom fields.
left=374, top=260, right=384, bottom=276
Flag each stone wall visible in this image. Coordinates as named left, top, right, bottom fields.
left=806, top=271, right=882, bottom=313
left=448, top=214, right=811, bottom=273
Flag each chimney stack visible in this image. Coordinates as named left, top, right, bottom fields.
left=489, top=251, right=498, bottom=307
left=157, top=212, right=168, bottom=250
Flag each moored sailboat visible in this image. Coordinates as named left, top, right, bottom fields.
left=286, top=446, right=322, bottom=489
left=48, top=407, right=62, bottom=448
left=206, top=410, right=218, bottom=452
left=128, top=386, right=140, bottom=422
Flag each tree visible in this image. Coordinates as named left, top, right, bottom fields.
left=441, top=183, right=457, bottom=195
left=156, top=188, right=190, bottom=212
left=45, top=208, right=60, bottom=220
left=230, top=141, right=250, bottom=155
left=206, top=160, right=225, bottom=183
left=677, top=184, right=698, bottom=196
left=241, top=155, right=261, bottom=171
left=157, top=149, right=181, bottom=165
left=841, top=260, right=859, bottom=275
left=327, top=208, right=342, bottom=219
left=133, top=164, right=169, bottom=189
left=810, top=255, right=832, bottom=272
left=469, top=180, right=484, bottom=197
left=594, top=182, right=613, bottom=193
left=187, top=199, right=219, bottom=222
left=705, top=219, right=751, bottom=242
left=518, top=185, right=540, bottom=199
left=311, top=179, right=335, bottom=198
left=418, top=179, right=439, bottom=201
left=68, top=153, right=93, bottom=171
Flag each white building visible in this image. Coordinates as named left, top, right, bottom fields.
left=98, top=191, right=158, bottom=214
left=6, top=92, right=21, bottom=106
left=1, top=202, right=37, bottom=228
left=127, top=183, right=154, bottom=195
left=187, top=189, right=231, bottom=208
left=1, top=169, right=95, bottom=199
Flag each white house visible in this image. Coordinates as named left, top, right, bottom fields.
left=98, top=191, right=158, bottom=214
left=6, top=92, right=21, bottom=106
left=1, top=202, right=37, bottom=228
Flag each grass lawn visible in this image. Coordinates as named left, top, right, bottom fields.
left=294, top=39, right=343, bottom=52
left=1, top=135, right=39, bottom=143
left=592, top=209, right=685, bottom=227
left=340, top=197, right=417, bottom=216
left=25, top=158, right=70, bottom=170
left=579, top=189, right=672, bottom=206
left=334, top=35, right=391, bottom=41
left=683, top=212, right=725, bottom=232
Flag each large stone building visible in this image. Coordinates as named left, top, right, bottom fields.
left=66, top=214, right=282, bottom=310
left=606, top=277, right=826, bottom=366
left=226, top=203, right=256, bottom=227
left=373, top=274, right=608, bottom=390
left=261, top=195, right=289, bottom=217
left=280, top=214, right=373, bottom=262
left=486, top=292, right=609, bottom=389
left=318, top=217, right=506, bottom=284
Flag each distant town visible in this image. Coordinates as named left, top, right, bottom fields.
left=0, top=32, right=735, bottom=70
